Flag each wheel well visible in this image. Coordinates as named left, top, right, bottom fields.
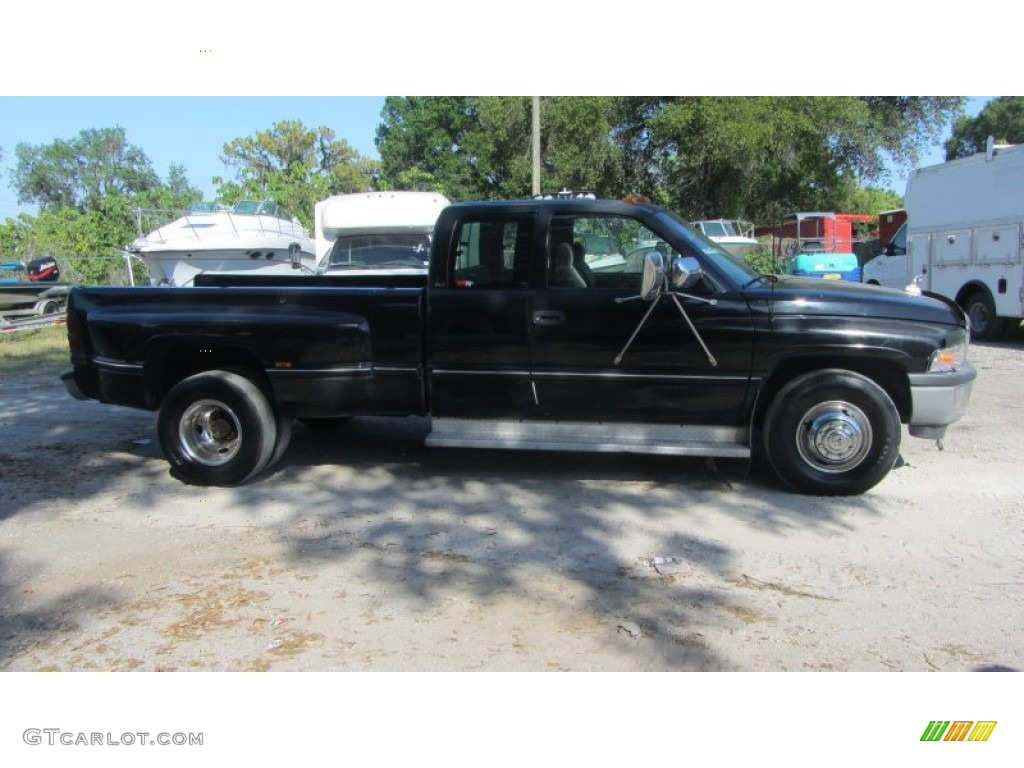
left=144, top=345, right=270, bottom=407
left=752, top=357, right=911, bottom=428
left=955, top=281, right=993, bottom=308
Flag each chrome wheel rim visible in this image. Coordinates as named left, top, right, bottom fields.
left=179, top=399, right=242, bottom=466
left=795, top=400, right=871, bottom=473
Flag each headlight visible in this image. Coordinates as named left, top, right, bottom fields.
left=928, top=340, right=968, bottom=372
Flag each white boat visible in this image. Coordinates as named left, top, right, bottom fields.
left=314, top=191, right=451, bottom=276
left=691, top=219, right=760, bottom=257
left=129, top=201, right=317, bottom=286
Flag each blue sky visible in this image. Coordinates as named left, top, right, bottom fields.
left=0, top=95, right=993, bottom=221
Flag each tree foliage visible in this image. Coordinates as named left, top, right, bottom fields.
left=375, top=97, right=623, bottom=200
left=376, top=96, right=964, bottom=224
left=0, top=199, right=143, bottom=285
left=945, top=97, right=1024, bottom=160
left=374, top=97, right=482, bottom=199
left=12, top=127, right=164, bottom=213
left=216, top=120, right=378, bottom=228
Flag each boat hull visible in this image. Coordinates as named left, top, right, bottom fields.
left=130, top=205, right=317, bottom=286
left=136, top=244, right=317, bottom=286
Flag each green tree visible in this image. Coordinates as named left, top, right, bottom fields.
left=944, top=97, right=1024, bottom=159
left=12, top=126, right=162, bottom=212
left=536, top=97, right=621, bottom=195
left=217, top=120, right=378, bottom=228
left=375, top=97, right=483, bottom=199
left=376, top=97, right=621, bottom=200
left=636, top=97, right=961, bottom=224
left=0, top=202, right=138, bottom=285
left=833, top=180, right=904, bottom=217
left=374, top=96, right=961, bottom=223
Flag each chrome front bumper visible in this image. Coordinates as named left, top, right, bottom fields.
left=907, top=363, right=977, bottom=439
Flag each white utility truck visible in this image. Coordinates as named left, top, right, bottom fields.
left=862, top=139, right=1024, bottom=339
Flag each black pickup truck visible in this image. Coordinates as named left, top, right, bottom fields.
left=62, top=196, right=976, bottom=495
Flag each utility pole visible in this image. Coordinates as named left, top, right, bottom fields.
left=532, top=96, right=541, bottom=196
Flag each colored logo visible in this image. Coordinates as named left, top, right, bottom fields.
left=921, top=721, right=997, bottom=742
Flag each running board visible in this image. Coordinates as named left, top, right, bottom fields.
left=426, top=419, right=750, bottom=458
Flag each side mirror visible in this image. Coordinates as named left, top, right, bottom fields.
left=670, top=256, right=703, bottom=291
left=615, top=252, right=718, bottom=368
left=640, top=252, right=666, bottom=300
left=289, top=242, right=302, bottom=269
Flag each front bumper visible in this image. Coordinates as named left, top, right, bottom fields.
left=907, top=362, right=976, bottom=439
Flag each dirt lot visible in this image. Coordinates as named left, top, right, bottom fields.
left=1, top=331, right=1023, bottom=672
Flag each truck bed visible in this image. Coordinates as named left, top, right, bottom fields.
left=66, top=282, right=427, bottom=418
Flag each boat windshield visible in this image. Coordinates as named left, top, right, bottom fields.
left=656, top=212, right=761, bottom=286
left=694, top=219, right=755, bottom=239
left=698, top=221, right=728, bottom=238
left=187, top=202, right=227, bottom=214
left=230, top=200, right=288, bottom=217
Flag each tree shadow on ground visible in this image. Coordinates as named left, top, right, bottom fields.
left=0, top=548, right=121, bottom=669
left=1, top=375, right=883, bottom=670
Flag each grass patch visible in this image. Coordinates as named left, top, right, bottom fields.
left=0, top=325, right=70, bottom=379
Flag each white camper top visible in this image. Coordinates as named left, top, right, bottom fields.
left=314, top=191, right=451, bottom=260
left=906, top=142, right=1024, bottom=231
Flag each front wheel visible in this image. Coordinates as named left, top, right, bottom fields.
left=763, top=371, right=901, bottom=496
left=158, top=370, right=278, bottom=486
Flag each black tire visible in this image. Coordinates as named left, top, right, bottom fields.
left=964, top=290, right=1006, bottom=341
left=158, top=370, right=277, bottom=486
left=37, top=299, right=60, bottom=315
left=763, top=370, right=901, bottom=496
left=265, top=416, right=294, bottom=472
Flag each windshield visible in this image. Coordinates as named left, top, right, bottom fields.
left=328, top=233, right=431, bottom=269
left=889, top=222, right=907, bottom=254
left=656, top=211, right=760, bottom=286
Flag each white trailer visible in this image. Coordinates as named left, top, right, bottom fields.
left=863, top=139, right=1024, bottom=339
left=313, top=191, right=451, bottom=274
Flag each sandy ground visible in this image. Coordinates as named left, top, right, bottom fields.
left=1, top=332, right=1022, bottom=672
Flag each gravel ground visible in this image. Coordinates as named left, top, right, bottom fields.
left=1, top=330, right=1022, bottom=672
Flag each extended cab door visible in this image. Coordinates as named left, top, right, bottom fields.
left=529, top=213, right=754, bottom=425
left=425, top=212, right=537, bottom=418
